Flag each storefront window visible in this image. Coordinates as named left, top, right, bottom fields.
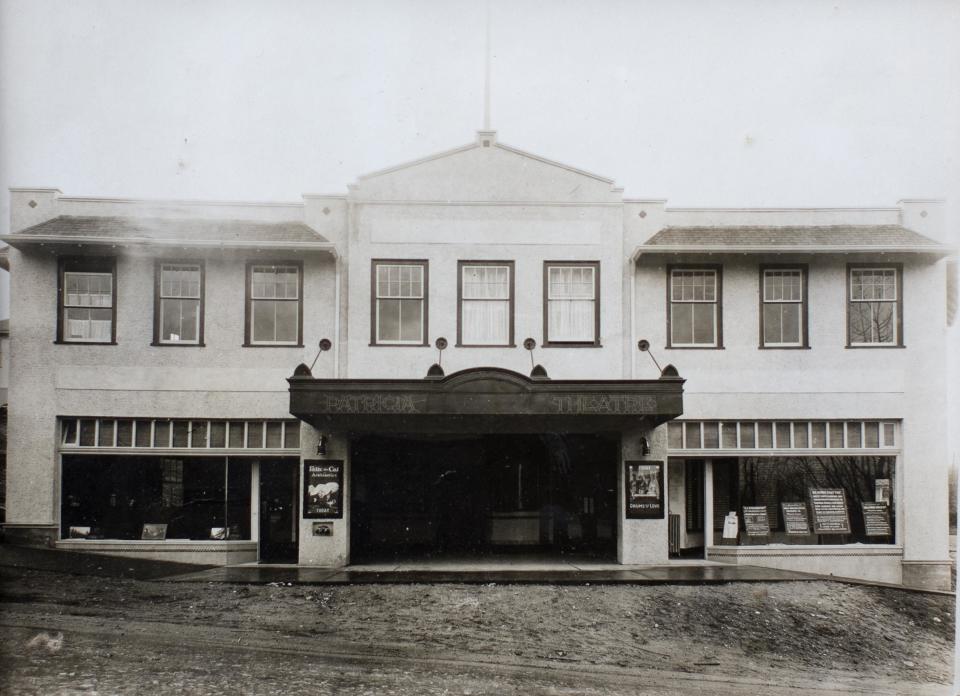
left=61, top=455, right=251, bottom=540
left=711, top=456, right=895, bottom=545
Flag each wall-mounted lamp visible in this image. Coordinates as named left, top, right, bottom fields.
left=524, top=337, right=549, bottom=379
left=316, top=434, right=328, bottom=456
left=639, top=436, right=651, bottom=456
left=427, top=337, right=448, bottom=378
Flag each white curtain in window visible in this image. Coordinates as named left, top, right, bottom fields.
left=548, top=266, right=594, bottom=342
left=462, top=265, right=509, bottom=344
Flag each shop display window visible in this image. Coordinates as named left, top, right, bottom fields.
left=710, top=456, right=895, bottom=545
left=61, top=455, right=251, bottom=541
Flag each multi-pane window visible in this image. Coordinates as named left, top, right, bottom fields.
left=544, top=262, right=599, bottom=344
left=848, top=266, right=901, bottom=346
left=761, top=268, right=805, bottom=347
left=373, top=261, right=427, bottom=345
left=59, top=258, right=115, bottom=343
left=668, top=268, right=721, bottom=347
left=459, top=262, right=513, bottom=346
left=247, top=263, right=301, bottom=345
left=157, top=263, right=202, bottom=344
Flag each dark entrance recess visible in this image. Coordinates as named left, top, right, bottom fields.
left=259, top=458, right=299, bottom=563
left=350, top=433, right=619, bottom=562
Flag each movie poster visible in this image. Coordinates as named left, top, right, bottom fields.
left=625, top=461, right=664, bottom=519
left=303, top=460, right=344, bottom=519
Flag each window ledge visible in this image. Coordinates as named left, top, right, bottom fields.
left=758, top=346, right=811, bottom=350
left=845, top=345, right=906, bottom=349
left=242, top=343, right=305, bottom=348
left=368, top=343, right=430, bottom=348
left=665, top=346, right=725, bottom=350
left=151, top=342, right=206, bottom=348
left=54, top=340, right=117, bottom=346
left=456, top=344, right=518, bottom=348
left=542, top=342, right=602, bottom=349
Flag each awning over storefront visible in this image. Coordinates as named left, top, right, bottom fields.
left=633, top=225, right=955, bottom=258
left=288, top=366, right=684, bottom=434
left=0, top=215, right=336, bottom=253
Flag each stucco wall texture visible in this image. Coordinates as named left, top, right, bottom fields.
left=2, top=132, right=952, bottom=587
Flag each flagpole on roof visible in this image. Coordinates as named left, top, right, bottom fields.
left=483, top=0, right=492, bottom=130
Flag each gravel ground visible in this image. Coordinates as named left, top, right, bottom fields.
left=0, top=564, right=954, bottom=694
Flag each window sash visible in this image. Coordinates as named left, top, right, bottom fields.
left=670, top=302, right=717, bottom=346
left=850, top=268, right=896, bottom=302
left=64, top=272, right=113, bottom=308
left=374, top=262, right=426, bottom=344
left=763, top=270, right=803, bottom=303
left=63, top=308, right=113, bottom=342
left=251, top=266, right=299, bottom=300
left=546, top=264, right=597, bottom=343
left=159, top=298, right=201, bottom=344
left=670, top=270, right=716, bottom=303
left=762, top=303, right=802, bottom=346
left=462, top=265, right=509, bottom=300
left=848, top=267, right=899, bottom=346
left=376, top=298, right=424, bottom=344
left=160, top=265, right=201, bottom=299
left=376, top=264, right=424, bottom=299
left=669, top=269, right=720, bottom=347
left=461, top=264, right=511, bottom=345
left=251, top=298, right=299, bottom=344
left=248, top=265, right=300, bottom=345
left=548, top=266, right=595, bottom=300
left=848, top=301, right=897, bottom=345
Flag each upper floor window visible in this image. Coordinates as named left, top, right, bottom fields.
left=245, top=262, right=302, bottom=346
left=667, top=266, right=722, bottom=348
left=155, top=262, right=204, bottom=345
left=543, top=261, right=600, bottom=346
left=458, top=261, right=514, bottom=346
left=760, top=267, right=807, bottom=348
left=58, top=257, right=116, bottom=344
left=372, top=260, right=428, bottom=345
left=847, top=265, right=902, bottom=347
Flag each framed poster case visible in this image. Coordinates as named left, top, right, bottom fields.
left=625, top=460, right=665, bottom=519
left=303, top=460, right=344, bottom=519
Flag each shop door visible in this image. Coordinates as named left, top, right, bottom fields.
left=259, top=458, right=299, bottom=563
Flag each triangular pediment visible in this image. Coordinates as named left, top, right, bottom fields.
left=352, top=132, right=622, bottom=204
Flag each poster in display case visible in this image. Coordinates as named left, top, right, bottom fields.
left=625, top=461, right=664, bottom=519
left=303, top=460, right=344, bottom=519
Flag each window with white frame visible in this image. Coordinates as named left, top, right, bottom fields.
left=459, top=262, right=513, bottom=346
left=247, top=263, right=301, bottom=345
left=157, top=263, right=202, bottom=344
left=668, top=268, right=720, bottom=347
left=59, top=258, right=115, bottom=343
left=848, top=267, right=901, bottom=346
left=544, top=262, right=599, bottom=344
left=761, top=268, right=805, bottom=347
left=373, top=261, right=427, bottom=345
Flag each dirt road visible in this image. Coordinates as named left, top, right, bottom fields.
left=0, top=564, right=954, bottom=695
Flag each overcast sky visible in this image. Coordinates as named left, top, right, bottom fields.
left=0, top=0, right=959, bottom=315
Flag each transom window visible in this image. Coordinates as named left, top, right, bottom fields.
left=459, top=262, right=513, bottom=346
left=373, top=261, right=427, bottom=345
left=761, top=268, right=806, bottom=347
left=59, top=257, right=116, bottom=344
left=544, top=262, right=599, bottom=345
left=848, top=266, right=901, bottom=346
left=246, top=263, right=302, bottom=346
left=668, top=420, right=899, bottom=451
left=668, top=267, right=721, bottom=348
left=156, top=263, right=203, bottom=345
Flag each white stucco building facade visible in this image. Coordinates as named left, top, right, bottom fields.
left=2, top=132, right=954, bottom=588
